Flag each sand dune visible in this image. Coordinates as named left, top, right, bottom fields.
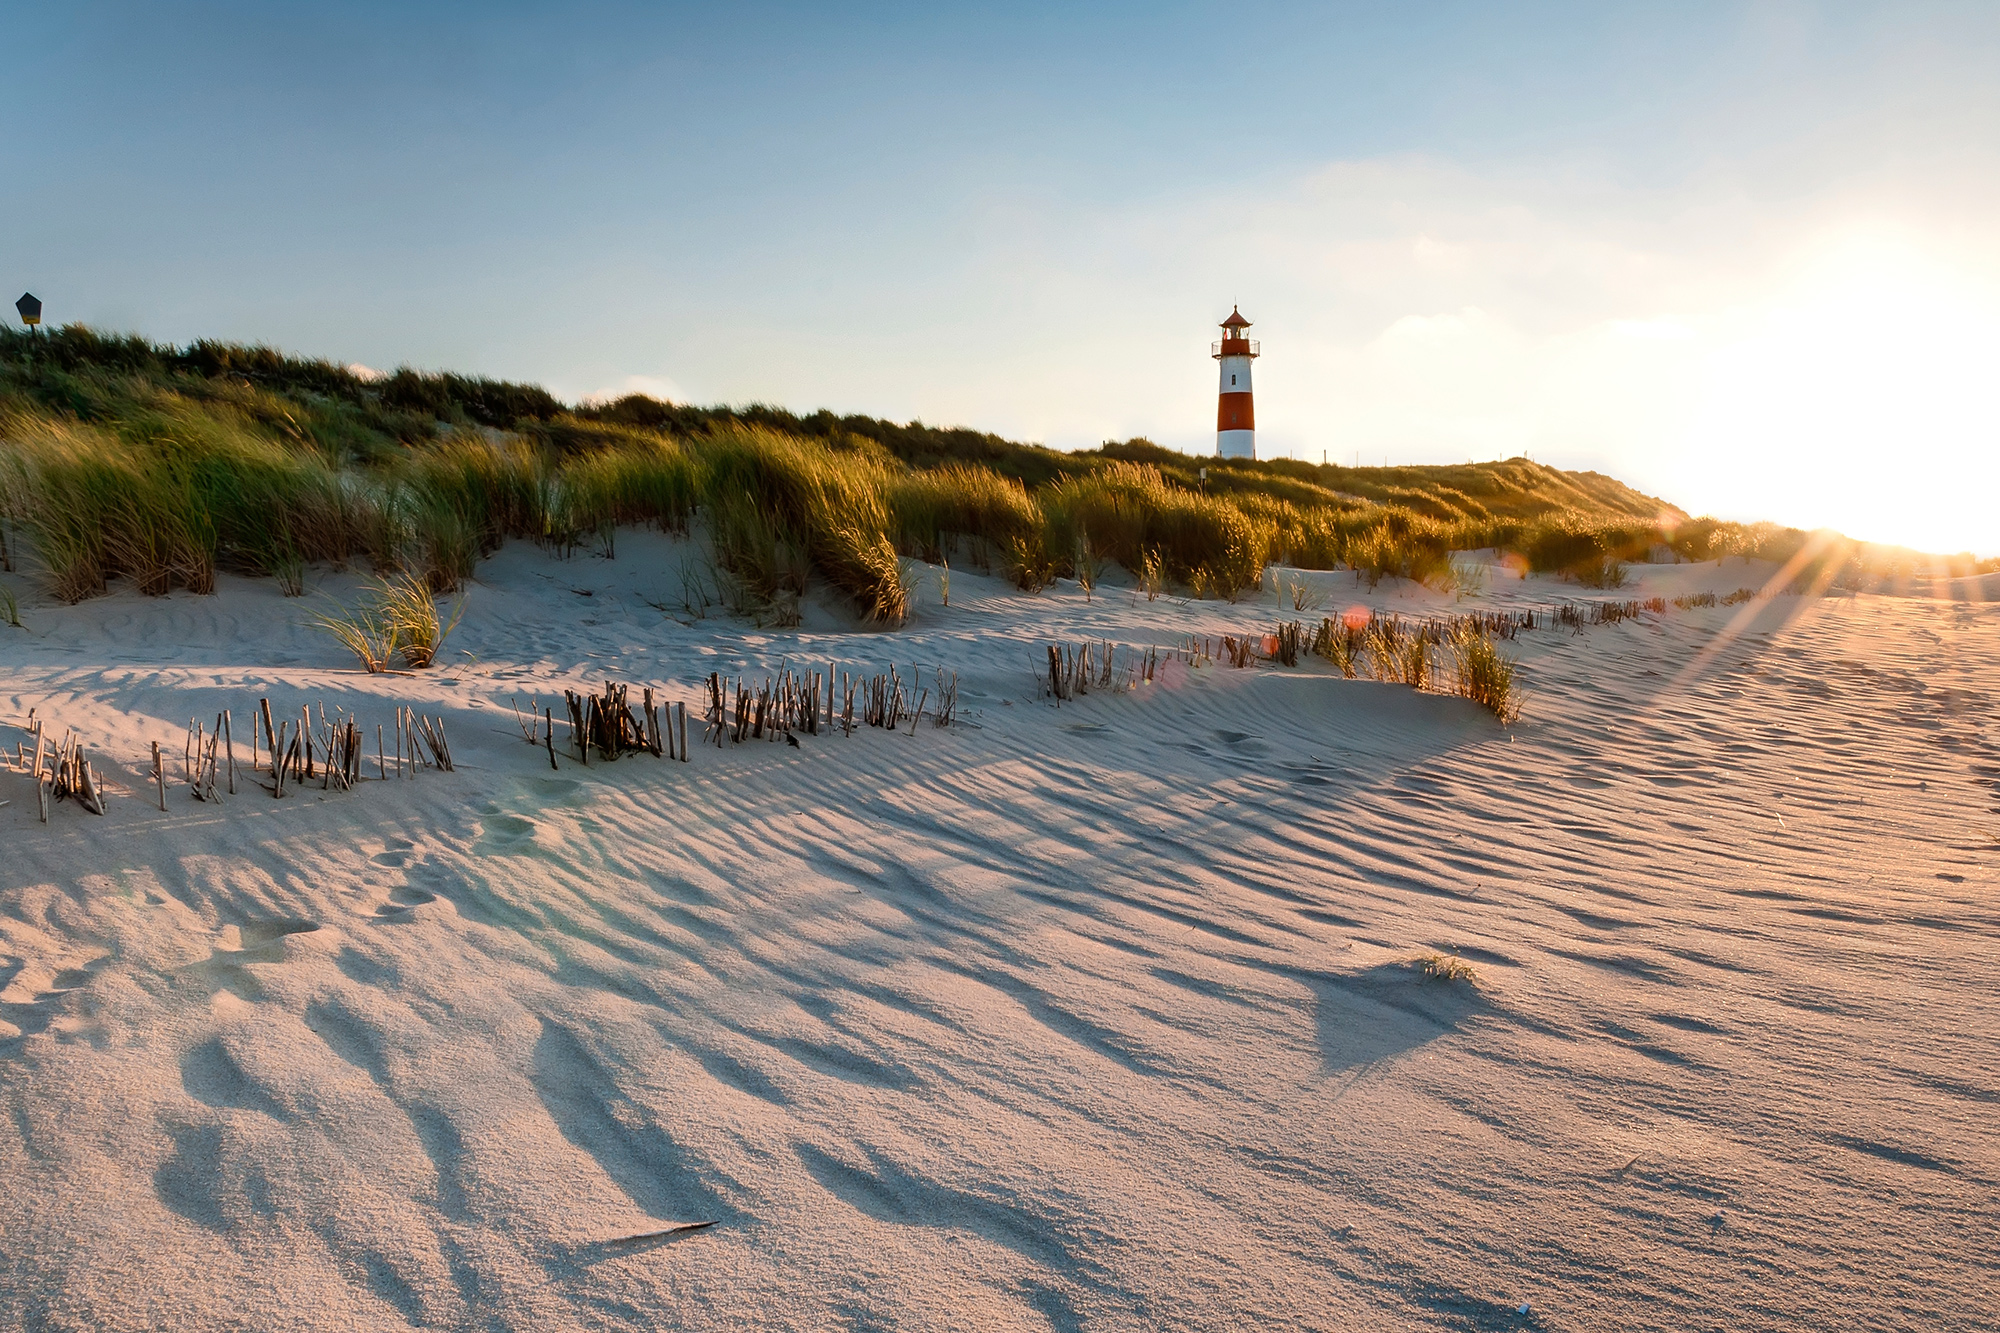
left=2, top=539, right=1995, bottom=1331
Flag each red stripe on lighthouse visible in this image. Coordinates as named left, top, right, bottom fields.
left=1217, top=392, right=1255, bottom=432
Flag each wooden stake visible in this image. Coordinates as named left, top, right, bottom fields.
left=378, top=724, right=386, bottom=780
left=545, top=708, right=558, bottom=770
left=223, top=710, right=235, bottom=794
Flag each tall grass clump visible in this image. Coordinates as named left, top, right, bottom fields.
left=887, top=463, right=1039, bottom=565
left=1041, top=462, right=1266, bottom=597
left=1, top=414, right=214, bottom=599
left=310, top=591, right=399, bottom=672
left=377, top=571, right=466, bottom=667
left=1445, top=623, right=1519, bottom=721
left=559, top=436, right=699, bottom=542
left=310, top=573, right=464, bottom=671
left=698, top=427, right=907, bottom=623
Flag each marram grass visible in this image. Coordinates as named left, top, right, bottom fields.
left=4, top=327, right=1990, bottom=610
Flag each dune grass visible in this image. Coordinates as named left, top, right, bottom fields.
left=310, top=591, right=400, bottom=673
left=311, top=573, right=464, bottom=671
left=4, top=324, right=1989, bottom=611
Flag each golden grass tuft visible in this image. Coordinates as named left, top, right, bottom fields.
left=1412, top=952, right=1477, bottom=984
left=309, top=574, right=463, bottom=671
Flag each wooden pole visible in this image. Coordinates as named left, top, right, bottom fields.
left=378, top=724, right=386, bottom=780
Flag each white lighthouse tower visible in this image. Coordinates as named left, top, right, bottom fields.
left=1213, top=307, right=1258, bottom=460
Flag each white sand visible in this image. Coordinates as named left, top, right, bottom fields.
left=1, top=537, right=1995, bottom=1331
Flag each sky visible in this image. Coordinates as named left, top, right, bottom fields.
left=4, top=2, right=1999, bottom=552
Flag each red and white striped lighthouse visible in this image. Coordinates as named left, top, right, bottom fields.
left=1213, top=307, right=1258, bottom=459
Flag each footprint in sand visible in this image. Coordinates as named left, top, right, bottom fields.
left=374, top=885, right=436, bottom=923
left=371, top=837, right=418, bottom=868
left=196, top=921, right=319, bottom=999
left=1, top=954, right=113, bottom=1045
left=472, top=814, right=541, bottom=856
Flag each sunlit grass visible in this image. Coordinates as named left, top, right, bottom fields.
left=1411, top=952, right=1477, bottom=984
left=3, top=325, right=1988, bottom=612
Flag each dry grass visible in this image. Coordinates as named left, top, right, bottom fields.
left=376, top=572, right=465, bottom=668
left=310, top=574, right=463, bottom=671
left=1445, top=624, right=1519, bottom=722
left=309, top=593, right=400, bottom=673
left=1412, top=952, right=1477, bottom=984
left=8, top=329, right=1988, bottom=615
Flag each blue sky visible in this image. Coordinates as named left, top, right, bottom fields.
left=6, top=3, right=1999, bottom=549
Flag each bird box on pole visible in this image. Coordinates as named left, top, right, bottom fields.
left=15, top=293, right=42, bottom=328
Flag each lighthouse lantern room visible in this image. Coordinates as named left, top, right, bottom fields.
left=1212, top=307, right=1258, bottom=460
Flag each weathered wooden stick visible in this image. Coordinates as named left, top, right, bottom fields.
left=545, top=708, right=558, bottom=770
left=378, top=724, right=387, bottom=780
left=152, top=740, right=166, bottom=810
left=222, top=709, right=235, bottom=794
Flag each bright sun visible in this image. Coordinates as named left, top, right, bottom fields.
left=1678, top=234, right=2000, bottom=554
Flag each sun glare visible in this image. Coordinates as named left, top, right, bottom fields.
left=1680, top=234, right=2000, bottom=554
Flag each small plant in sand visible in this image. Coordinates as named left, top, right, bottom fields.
left=377, top=572, right=466, bottom=668
left=1312, top=613, right=1363, bottom=677
left=0, top=584, right=19, bottom=629
left=1446, top=557, right=1488, bottom=601
left=1074, top=533, right=1106, bottom=601
left=1574, top=555, right=1628, bottom=589
left=1412, top=952, right=1477, bottom=984
left=1284, top=572, right=1328, bottom=613
left=310, top=593, right=400, bottom=673
left=1446, top=624, right=1519, bottom=722
left=311, top=574, right=463, bottom=671
left=1137, top=547, right=1165, bottom=601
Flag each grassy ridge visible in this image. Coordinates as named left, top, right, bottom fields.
left=0, top=326, right=1988, bottom=619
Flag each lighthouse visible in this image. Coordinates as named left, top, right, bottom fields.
left=1213, top=307, right=1258, bottom=460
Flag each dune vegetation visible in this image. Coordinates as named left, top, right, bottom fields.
left=0, top=325, right=1989, bottom=624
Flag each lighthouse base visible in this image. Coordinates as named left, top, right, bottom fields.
left=1217, top=430, right=1256, bottom=461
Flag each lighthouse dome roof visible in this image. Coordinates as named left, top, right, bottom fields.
left=1219, top=307, right=1251, bottom=329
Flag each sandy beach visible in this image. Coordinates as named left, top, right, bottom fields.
left=2, top=541, right=1996, bottom=1331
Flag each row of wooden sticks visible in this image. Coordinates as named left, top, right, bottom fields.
left=704, top=664, right=960, bottom=746
left=5, top=700, right=458, bottom=823
left=161, top=701, right=455, bottom=808
left=7, top=712, right=110, bottom=821
left=510, top=684, right=691, bottom=767
left=1044, top=641, right=1163, bottom=702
